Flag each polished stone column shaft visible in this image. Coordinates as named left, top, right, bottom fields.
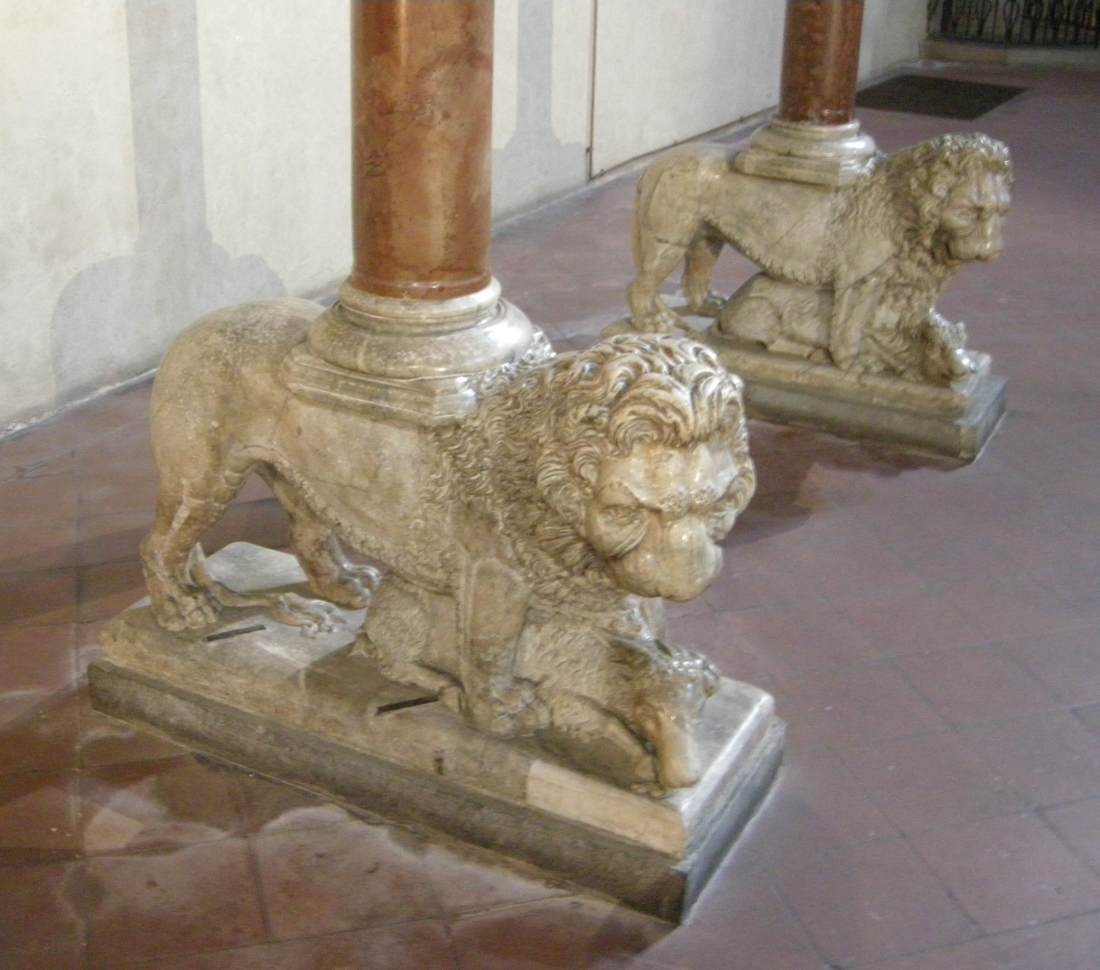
left=350, top=0, right=494, bottom=301
left=777, top=0, right=864, bottom=127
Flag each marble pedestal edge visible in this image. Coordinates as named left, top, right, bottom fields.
left=89, top=662, right=783, bottom=921
left=86, top=545, right=784, bottom=922
left=705, top=333, right=1007, bottom=461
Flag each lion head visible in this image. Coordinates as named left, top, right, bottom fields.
left=442, top=334, right=755, bottom=607
left=889, top=132, right=1013, bottom=269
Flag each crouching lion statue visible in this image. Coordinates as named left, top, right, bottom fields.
left=627, top=132, right=1013, bottom=385
left=141, top=303, right=755, bottom=790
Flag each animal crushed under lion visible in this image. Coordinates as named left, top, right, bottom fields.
left=627, top=132, right=1013, bottom=384
left=140, top=304, right=756, bottom=789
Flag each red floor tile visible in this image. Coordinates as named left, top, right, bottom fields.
left=908, top=812, right=1100, bottom=934
left=836, top=588, right=983, bottom=658
left=720, top=744, right=897, bottom=875
left=0, top=860, right=85, bottom=955
left=863, top=937, right=1004, bottom=970
left=0, top=687, right=81, bottom=775
left=0, top=623, right=77, bottom=694
left=76, top=560, right=147, bottom=623
left=0, top=942, right=86, bottom=970
left=252, top=820, right=439, bottom=940
left=989, top=907, right=1100, bottom=970
left=79, top=756, right=244, bottom=854
left=895, top=643, right=1060, bottom=726
left=450, top=895, right=667, bottom=970
left=1001, top=625, right=1100, bottom=708
left=123, top=919, right=456, bottom=970
left=844, top=710, right=1100, bottom=835
left=75, top=511, right=152, bottom=568
left=83, top=839, right=266, bottom=965
left=231, top=771, right=355, bottom=836
left=771, top=838, right=979, bottom=967
left=0, top=770, right=81, bottom=864
left=1042, top=797, right=1100, bottom=876
left=422, top=841, right=568, bottom=917
left=0, top=569, right=79, bottom=628
left=775, top=663, right=947, bottom=754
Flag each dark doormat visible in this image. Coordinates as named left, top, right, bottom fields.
left=856, top=74, right=1025, bottom=120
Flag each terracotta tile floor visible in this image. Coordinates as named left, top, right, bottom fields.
left=2, top=61, right=1099, bottom=968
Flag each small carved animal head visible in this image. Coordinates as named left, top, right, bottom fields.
left=895, top=132, right=1013, bottom=265
left=616, top=638, right=720, bottom=789
left=536, top=335, right=755, bottom=602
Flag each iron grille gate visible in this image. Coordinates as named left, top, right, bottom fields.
left=928, top=0, right=1100, bottom=46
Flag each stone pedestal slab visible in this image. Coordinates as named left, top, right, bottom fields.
left=89, top=543, right=784, bottom=921
left=707, top=328, right=1006, bottom=460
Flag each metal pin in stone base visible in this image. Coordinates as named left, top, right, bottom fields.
left=89, top=543, right=784, bottom=922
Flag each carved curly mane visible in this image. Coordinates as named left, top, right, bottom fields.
left=885, top=132, right=1012, bottom=272
left=432, top=334, right=752, bottom=615
left=822, top=133, right=1013, bottom=375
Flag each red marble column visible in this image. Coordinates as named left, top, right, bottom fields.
left=350, top=0, right=494, bottom=301
left=777, top=0, right=864, bottom=126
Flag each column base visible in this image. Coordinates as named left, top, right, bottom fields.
left=88, top=543, right=784, bottom=922
left=292, top=279, right=546, bottom=425
left=734, top=118, right=877, bottom=187
left=309, top=279, right=534, bottom=377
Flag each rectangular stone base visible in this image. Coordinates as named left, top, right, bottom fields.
left=88, top=544, right=784, bottom=922
left=707, top=335, right=1006, bottom=460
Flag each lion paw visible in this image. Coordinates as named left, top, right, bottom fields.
left=153, top=586, right=221, bottom=632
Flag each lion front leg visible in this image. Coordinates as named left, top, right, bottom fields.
left=457, top=557, right=546, bottom=737
left=627, top=239, right=690, bottom=333
left=141, top=478, right=241, bottom=632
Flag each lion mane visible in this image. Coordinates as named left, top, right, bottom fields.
left=882, top=132, right=1013, bottom=272
left=432, top=334, right=753, bottom=610
left=822, top=132, right=1013, bottom=378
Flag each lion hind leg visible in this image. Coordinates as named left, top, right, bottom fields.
left=141, top=470, right=243, bottom=632
left=682, top=235, right=725, bottom=316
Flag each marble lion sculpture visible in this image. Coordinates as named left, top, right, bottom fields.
left=627, top=133, right=1013, bottom=384
left=141, top=303, right=755, bottom=789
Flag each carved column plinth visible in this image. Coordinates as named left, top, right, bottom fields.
left=736, top=0, right=876, bottom=186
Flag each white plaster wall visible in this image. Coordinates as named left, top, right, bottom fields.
left=591, top=0, right=787, bottom=174
left=197, top=0, right=351, bottom=296
left=861, top=0, right=930, bottom=77
left=0, top=2, right=139, bottom=425
left=491, top=0, right=594, bottom=218
left=591, top=0, right=928, bottom=174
